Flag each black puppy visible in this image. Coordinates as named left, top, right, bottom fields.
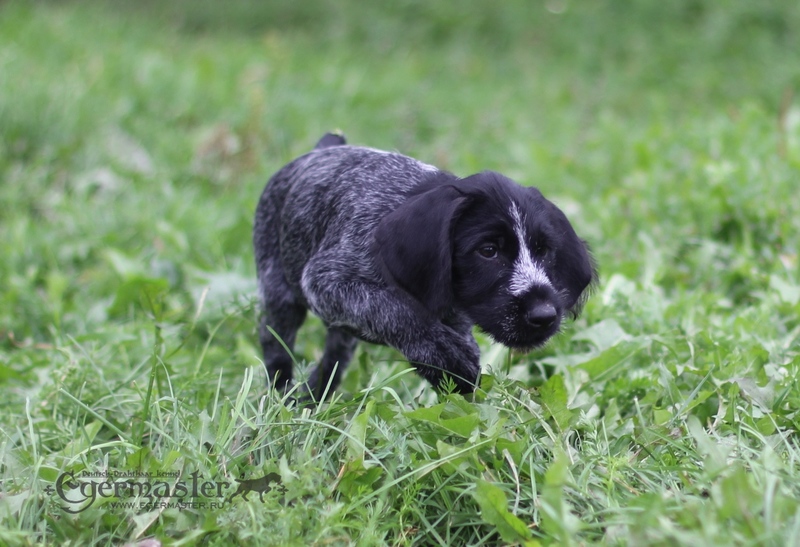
left=253, top=134, right=595, bottom=399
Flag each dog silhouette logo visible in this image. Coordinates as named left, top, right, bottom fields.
left=227, top=472, right=286, bottom=503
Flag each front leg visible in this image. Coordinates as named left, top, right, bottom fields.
left=301, top=255, right=481, bottom=393
left=305, top=326, right=359, bottom=400
left=406, top=323, right=481, bottom=393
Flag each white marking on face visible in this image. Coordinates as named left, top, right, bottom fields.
left=508, top=202, right=552, bottom=296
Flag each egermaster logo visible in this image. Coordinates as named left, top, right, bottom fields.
left=51, top=469, right=285, bottom=513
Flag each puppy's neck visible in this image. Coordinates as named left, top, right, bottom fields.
left=441, top=309, right=472, bottom=331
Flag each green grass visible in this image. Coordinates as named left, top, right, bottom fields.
left=2, top=0, right=800, bottom=545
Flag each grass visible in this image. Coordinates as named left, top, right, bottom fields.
left=1, top=0, right=800, bottom=545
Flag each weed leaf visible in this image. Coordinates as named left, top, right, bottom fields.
left=473, top=479, right=537, bottom=546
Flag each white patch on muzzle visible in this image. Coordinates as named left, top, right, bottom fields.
left=508, top=202, right=552, bottom=296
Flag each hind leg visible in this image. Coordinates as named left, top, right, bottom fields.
left=259, top=303, right=305, bottom=391
left=257, top=260, right=307, bottom=391
left=305, top=327, right=359, bottom=400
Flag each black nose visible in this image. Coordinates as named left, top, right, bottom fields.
left=525, top=302, right=558, bottom=329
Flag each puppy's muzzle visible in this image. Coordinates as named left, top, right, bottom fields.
left=524, top=301, right=558, bottom=329
left=519, top=284, right=563, bottom=342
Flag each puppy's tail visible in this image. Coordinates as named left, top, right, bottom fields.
left=314, top=132, right=347, bottom=149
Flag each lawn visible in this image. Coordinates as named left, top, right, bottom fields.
left=1, top=1, right=800, bottom=545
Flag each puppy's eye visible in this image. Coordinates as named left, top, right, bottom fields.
left=534, top=241, right=551, bottom=256
left=477, top=244, right=498, bottom=259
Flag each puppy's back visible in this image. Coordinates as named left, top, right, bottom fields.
left=255, top=140, right=445, bottom=289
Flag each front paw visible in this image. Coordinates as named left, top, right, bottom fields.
left=407, top=328, right=481, bottom=394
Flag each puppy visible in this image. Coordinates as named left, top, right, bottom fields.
left=253, top=133, right=595, bottom=399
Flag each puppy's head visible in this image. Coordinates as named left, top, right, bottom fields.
left=375, top=171, right=596, bottom=349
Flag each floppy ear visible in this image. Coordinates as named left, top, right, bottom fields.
left=374, top=185, right=468, bottom=316
left=545, top=200, right=597, bottom=316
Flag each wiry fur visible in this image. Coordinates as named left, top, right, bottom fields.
left=253, top=134, right=596, bottom=399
